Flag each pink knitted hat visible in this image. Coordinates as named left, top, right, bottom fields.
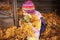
left=22, top=0, right=35, bottom=10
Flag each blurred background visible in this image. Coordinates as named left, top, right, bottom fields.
left=0, top=0, right=60, bottom=40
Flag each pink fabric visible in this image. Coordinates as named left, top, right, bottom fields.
left=22, top=0, right=35, bottom=10
left=32, top=26, right=41, bottom=37
left=35, top=10, right=42, bottom=19
left=32, top=10, right=42, bottom=37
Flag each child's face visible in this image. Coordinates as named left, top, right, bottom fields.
left=22, top=9, right=35, bottom=14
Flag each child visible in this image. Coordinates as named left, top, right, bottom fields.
left=19, top=0, right=46, bottom=40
